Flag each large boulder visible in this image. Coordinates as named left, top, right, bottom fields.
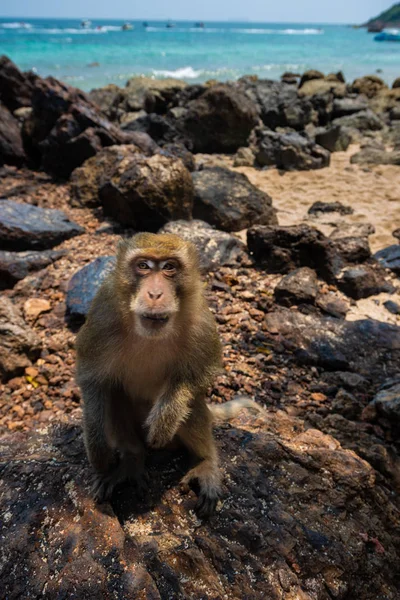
left=332, top=97, right=369, bottom=119
left=350, top=144, right=400, bottom=166
left=88, top=84, right=124, bottom=121
left=240, top=78, right=312, bottom=130
left=22, top=76, right=149, bottom=178
left=99, top=154, right=193, bottom=230
left=67, top=256, right=116, bottom=318
left=0, top=199, right=84, bottom=250
left=299, top=69, right=325, bottom=87
left=0, top=55, right=34, bottom=112
left=332, top=109, right=385, bottom=131
left=0, top=249, right=65, bottom=289
left=314, top=125, right=350, bottom=152
left=159, top=220, right=246, bottom=271
left=70, top=145, right=142, bottom=207
left=192, top=167, right=277, bottom=232
left=336, top=265, right=394, bottom=300
left=179, top=84, right=259, bottom=153
left=0, top=296, right=42, bottom=380
left=350, top=75, right=388, bottom=98
left=252, top=129, right=330, bottom=171
left=0, top=104, right=25, bottom=166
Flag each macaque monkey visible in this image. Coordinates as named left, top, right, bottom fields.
left=76, top=232, right=261, bottom=517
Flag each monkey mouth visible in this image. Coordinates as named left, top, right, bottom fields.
left=140, top=312, right=170, bottom=324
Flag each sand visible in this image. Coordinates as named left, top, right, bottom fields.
left=234, top=145, right=400, bottom=253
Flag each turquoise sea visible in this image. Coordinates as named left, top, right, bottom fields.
left=0, top=18, right=399, bottom=91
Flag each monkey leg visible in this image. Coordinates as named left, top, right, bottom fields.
left=178, top=400, right=222, bottom=518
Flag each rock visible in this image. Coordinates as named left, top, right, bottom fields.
left=350, top=75, right=388, bottom=98
left=66, top=256, right=116, bottom=318
left=159, top=220, right=246, bottom=271
left=247, top=224, right=341, bottom=281
left=192, top=167, right=277, bottom=232
left=336, top=265, right=394, bottom=300
left=22, top=76, right=145, bottom=178
left=253, top=129, right=330, bottom=171
left=98, top=154, right=193, bottom=230
left=158, top=142, right=195, bottom=172
left=265, top=307, right=400, bottom=376
left=350, top=145, right=400, bottom=166
left=374, top=245, right=400, bottom=275
left=308, top=201, right=353, bottom=216
left=393, top=228, right=400, bottom=242
left=0, top=249, right=65, bottom=289
left=299, top=69, right=325, bottom=87
left=88, top=83, right=124, bottom=121
left=0, top=55, right=34, bottom=112
left=0, top=199, right=84, bottom=250
left=331, top=236, right=371, bottom=263
left=2, top=404, right=400, bottom=598
left=280, top=71, right=300, bottom=84
left=314, top=125, right=350, bottom=152
left=326, top=71, right=345, bottom=83
left=333, top=109, right=384, bottom=131
left=121, top=111, right=182, bottom=146
left=332, top=97, right=369, bottom=119
left=370, top=378, right=400, bottom=425
left=384, top=300, right=400, bottom=315
left=393, top=77, right=400, bottom=89
left=316, top=290, right=350, bottom=318
left=23, top=298, right=51, bottom=319
left=124, top=76, right=187, bottom=113
left=180, top=84, right=259, bottom=153
left=298, top=79, right=346, bottom=98
left=330, top=222, right=375, bottom=240
left=0, top=296, right=42, bottom=380
left=0, top=104, right=26, bottom=166
left=274, top=267, right=318, bottom=306
left=241, top=79, right=312, bottom=130
left=233, top=146, right=255, bottom=167
left=70, top=145, right=142, bottom=207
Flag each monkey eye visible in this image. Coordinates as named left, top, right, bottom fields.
left=137, top=260, right=151, bottom=272
left=162, top=261, right=177, bottom=275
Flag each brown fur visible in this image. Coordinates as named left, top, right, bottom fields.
left=76, top=233, right=223, bottom=517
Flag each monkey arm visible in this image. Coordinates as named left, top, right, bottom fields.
left=145, top=382, right=194, bottom=449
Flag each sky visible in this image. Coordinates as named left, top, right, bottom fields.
left=0, top=0, right=394, bottom=24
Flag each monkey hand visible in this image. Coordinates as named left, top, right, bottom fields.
left=146, top=422, right=174, bottom=449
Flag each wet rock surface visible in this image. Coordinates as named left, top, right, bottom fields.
left=0, top=199, right=84, bottom=250
left=192, top=167, right=277, bottom=231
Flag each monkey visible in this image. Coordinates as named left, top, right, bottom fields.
left=76, top=232, right=263, bottom=517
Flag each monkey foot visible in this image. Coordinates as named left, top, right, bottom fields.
left=91, top=466, right=148, bottom=503
left=195, top=489, right=220, bottom=518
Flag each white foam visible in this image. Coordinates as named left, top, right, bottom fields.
left=145, top=26, right=323, bottom=35
left=1, top=21, right=32, bottom=29
left=152, top=66, right=201, bottom=79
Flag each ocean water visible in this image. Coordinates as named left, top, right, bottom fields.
left=0, top=18, right=399, bottom=91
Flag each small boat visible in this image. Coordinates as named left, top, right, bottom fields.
left=194, top=21, right=205, bottom=28
left=142, top=22, right=149, bottom=28
left=122, top=22, right=134, bottom=31
left=166, top=21, right=175, bottom=28
left=374, top=29, right=400, bottom=42
left=81, top=19, right=92, bottom=28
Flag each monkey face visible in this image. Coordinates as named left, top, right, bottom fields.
left=130, top=257, right=181, bottom=338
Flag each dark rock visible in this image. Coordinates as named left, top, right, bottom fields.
left=159, top=142, right=195, bottom=172
left=350, top=75, right=387, bottom=98
left=0, top=249, right=65, bottom=289
left=0, top=296, right=42, bottom=380
left=393, top=77, right=400, bottom=89
left=299, top=69, right=325, bottom=87
left=67, top=256, right=116, bottom=318
left=192, top=167, right=276, bottom=232
left=308, top=201, right=353, bottom=216
left=350, top=145, right=400, bottom=166
left=274, top=267, right=318, bottom=306
left=0, top=104, right=25, bottom=166
left=253, top=129, right=330, bottom=171
left=122, top=112, right=181, bottom=146
left=0, top=199, right=84, bottom=250
left=384, top=300, right=400, bottom=315
left=265, top=307, right=400, bottom=377
left=247, top=224, right=341, bottom=281
left=180, top=84, right=259, bottom=153
left=393, top=228, right=400, bottom=242
left=88, top=83, right=124, bottom=121
left=233, top=146, right=255, bottom=167
left=280, top=71, right=300, bottom=84
left=123, top=76, right=187, bottom=114
left=316, top=291, right=350, bottom=318
left=336, top=265, right=394, bottom=300
left=333, top=109, right=384, bottom=132
left=374, top=245, right=400, bottom=275
left=326, top=71, right=345, bottom=83
left=99, top=154, right=193, bottom=230
left=332, top=97, right=369, bottom=119
left=0, top=55, right=34, bottom=112
left=70, top=145, right=142, bottom=208
left=331, top=236, right=371, bottom=263
left=315, top=125, right=350, bottom=152
left=241, top=79, right=312, bottom=130
left=370, top=378, right=400, bottom=425
left=159, top=220, right=246, bottom=271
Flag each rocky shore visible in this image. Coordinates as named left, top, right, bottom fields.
left=1, top=55, right=400, bottom=599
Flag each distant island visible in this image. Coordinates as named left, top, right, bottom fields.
left=362, top=2, right=400, bottom=32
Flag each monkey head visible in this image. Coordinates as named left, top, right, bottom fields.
left=115, top=232, right=202, bottom=338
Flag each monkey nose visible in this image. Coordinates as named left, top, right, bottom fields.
left=148, top=290, right=163, bottom=300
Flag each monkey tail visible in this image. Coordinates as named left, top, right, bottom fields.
left=207, top=396, right=265, bottom=423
